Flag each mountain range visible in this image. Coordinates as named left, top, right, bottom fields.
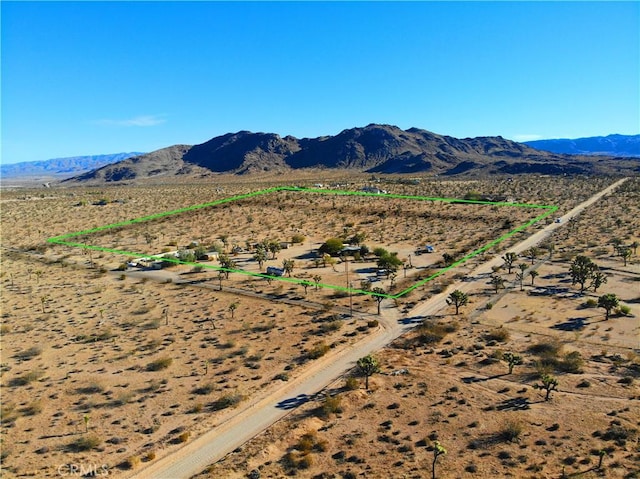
left=524, top=134, right=640, bottom=157
left=66, top=125, right=639, bottom=183
left=1, top=153, right=143, bottom=179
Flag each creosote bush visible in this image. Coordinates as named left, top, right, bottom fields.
left=210, top=392, right=243, bottom=411
left=499, top=420, right=524, bottom=443
left=67, top=435, right=102, bottom=452
left=320, top=395, right=343, bottom=417
left=146, top=357, right=173, bottom=371
left=485, top=327, right=510, bottom=343
left=308, top=342, right=331, bottom=360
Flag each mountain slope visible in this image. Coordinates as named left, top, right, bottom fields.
left=525, top=134, right=640, bottom=157
left=65, top=125, right=640, bottom=183
left=0, top=152, right=144, bottom=178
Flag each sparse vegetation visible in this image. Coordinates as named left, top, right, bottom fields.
left=146, top=357, right=173, bottom=371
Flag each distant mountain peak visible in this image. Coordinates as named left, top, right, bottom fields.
left=524, top=134, right=640, bottom=157
left=63, top=125, right=640, bottom=183
left=1, top=152, right=144, bottom=179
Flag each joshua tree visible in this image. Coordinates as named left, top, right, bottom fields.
left=228, top=302, right=238, bottom=319
left=535, top=374, right=559, bottom=401
left=446, top=290, right=468, bottom=315
left=529, top=270, right=539, bottom=285
left=569, top=255, right=598, bottom=293
left=490, top=275, right=505, bottom=294
left=590, top=271, right=607, bottom=292
left=518, top=263, right=528, bottom=275
left=301, top=281, right=311, bottom=295
left=621, top=247, right=632, bottom=267
left=526, top=247, right=541, bottom=264
left=598, top=293, right=619, bottom=321
left=253, top=247, right=268, bottom=270
left=515, top=272, right=525, bottom=291
left=502, top=352, right=523, bottom=374
left=267, top=240, right=281, bottom=260
left=218, top=254, right=236, bottom=279
left=217, top=271, right=225, bottom=291
left=502, top=252, right=518, bottom=274
left=631, top=241, right=639, bottom=255
left=597, top=449, right=607, bottom=470
left=313, top=274, right=322, bottom=291
left=442, top=253, right=455, bottom=267
left=372, top=287, right=386, bottom=315
left=40, top=295, right=50, bottom=313
left=282, top=259, right=295, bottom=277
left=83, top=414, right=90, bottom=433
left=356, top=354, right=380, bottom=390
left=431, top=441, right=447, bottom=479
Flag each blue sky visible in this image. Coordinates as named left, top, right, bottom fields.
left=1, top=1, right=638, bottom=164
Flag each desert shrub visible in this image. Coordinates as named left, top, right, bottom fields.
left=67, top=435, right=102, bottom=452
left=308, top=342, right=330, bottom=360
left=577, top=379, right=591, bottom=388
left=297, top=431, right=317, bottom=453
left=0, top=403, right=18, bottom=426
left=76, top=382, right=105, bottom=394
left=273, top=372, right=289, bottom=381
left=298, top=454, right=313, bottom=469
left=602, top=424, right=637, bottom=445
left=344, top=377, right=359, bottom=390
left=177, top=431, right=190, bottom=443
left=619, top=376, right=634, bottom=385
left=499, top=420, right=523, bottom=443
left=210, top=392, right=243, bottom=411
left=146, top=357, right=172, bottom=371
left=367, top=319, right=379, bottom=328
left=9, top=369, right=44, bottom=386
left=291, top=234, right=306, bottom=244
left=528, top=339, right=563, bottom=358
left=319, top=320, right=343, bottom=334
left=111, top=391, right=135, bottom=406
left=321, top=395, right=343, bottom=417
left=465, top=463, right=478, bottom=473
left=144, top=451, right=156, bottom=461
left=413, top=321, right=456, bottom=346
left=14, top=346, right=42, bottom=360
left=485, top=327, right=510, bottom=343
left=192, top=383, right=215, bottom=395
left=188, top=403, right=204, bottom=414
left=125, top=456, right=140, bottom=469
left=584, top=298, right=598, bottom=308
left=21, top=400, right=43, bottom=416
left=559, top=351, right=584, bottom=373
left=616, top=304, right=631, bottom=316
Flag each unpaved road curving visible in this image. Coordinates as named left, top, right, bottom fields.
left=129, top=177, right=628, bottom=479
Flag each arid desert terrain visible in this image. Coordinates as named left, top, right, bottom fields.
left=1, top=174, right=638, bottom=478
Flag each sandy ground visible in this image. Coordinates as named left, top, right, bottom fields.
left=1, top=175, right=638, bottom=478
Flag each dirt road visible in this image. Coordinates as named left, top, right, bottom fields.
left=129, top=177, right=628, bottom=479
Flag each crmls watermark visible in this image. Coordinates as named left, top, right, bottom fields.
left=57, top=464, right=109, bottom=476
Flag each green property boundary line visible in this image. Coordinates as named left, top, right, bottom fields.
left=47, top=186, right=558, bottom=299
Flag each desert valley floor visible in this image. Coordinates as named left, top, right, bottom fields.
left=1, top=173, right=638, bottom=478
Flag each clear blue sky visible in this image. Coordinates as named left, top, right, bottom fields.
left=1, top=1, right=638, bottom=164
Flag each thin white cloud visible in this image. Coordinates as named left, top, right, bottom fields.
left=94, top=115, right=167, bottom=127
left=511, top=134, right=543, bottom=142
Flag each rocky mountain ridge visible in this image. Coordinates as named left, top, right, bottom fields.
left=65, top=125, right=640, bottom=182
